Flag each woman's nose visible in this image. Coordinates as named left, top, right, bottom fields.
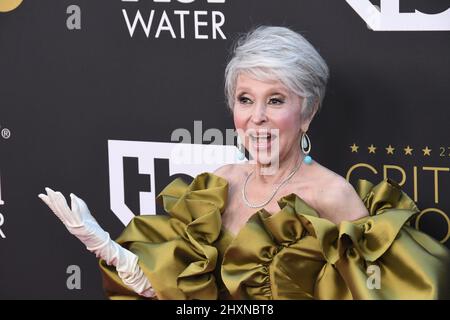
left=251, top=103, right=268, bottom=124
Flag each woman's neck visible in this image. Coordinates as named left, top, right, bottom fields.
left=253, top=147, right=304, bottom=185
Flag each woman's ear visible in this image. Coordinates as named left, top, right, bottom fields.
left=301, top=100, right=319, bottom=132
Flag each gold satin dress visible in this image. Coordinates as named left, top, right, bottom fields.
left=99, top=173, right=450, bottom=300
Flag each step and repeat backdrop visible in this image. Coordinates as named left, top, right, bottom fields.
left=0, top=0, right=449, bottom=299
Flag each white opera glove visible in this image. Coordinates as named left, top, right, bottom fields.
left=38, top=187, right=156, bottom=298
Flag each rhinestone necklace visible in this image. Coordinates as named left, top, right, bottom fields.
left=241, top=154, right=303, bottom=208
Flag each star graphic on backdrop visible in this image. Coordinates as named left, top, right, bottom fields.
left=404, top=146, right=414, bottom=155
left=385, top=145, right=395, bottom=155
left=350, top=143, right=359, bottom=153
left=368, top=144, right=377, bottom=154
left=422, top=146, right=432, bottom=156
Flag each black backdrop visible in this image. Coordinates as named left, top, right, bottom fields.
left=0, top=0, right=449, bottom=299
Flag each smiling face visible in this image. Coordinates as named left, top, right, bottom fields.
left=233, top=73, right=311, bottom=166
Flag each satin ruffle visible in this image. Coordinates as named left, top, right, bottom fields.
left=222, top=178, right=450, bottom=299
left=99, top=173, right=233, bottom=300
left=99, top=173, right=450, bottom=300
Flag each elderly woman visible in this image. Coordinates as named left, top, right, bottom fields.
left=39, top=26, right=450, bottom=300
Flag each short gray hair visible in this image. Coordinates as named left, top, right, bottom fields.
left=224, top=26, right=329, bottom=119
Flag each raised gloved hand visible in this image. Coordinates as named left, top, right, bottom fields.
left=38, top=187, right=156, bottom=298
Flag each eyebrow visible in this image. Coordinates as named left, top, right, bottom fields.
left=235, top=87, right=289, bottom=96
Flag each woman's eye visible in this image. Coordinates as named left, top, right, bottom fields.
left=239, top=97, right=252, bottom=104
left=269, top=98, right=284, bottom=105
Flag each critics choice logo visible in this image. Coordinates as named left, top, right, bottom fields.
left=121, top=0, right=227, bottom=39
left=347, top=141, right=450, bottom=244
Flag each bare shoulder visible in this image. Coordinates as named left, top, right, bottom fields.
left=312, top=163, right=369, bottom=223
left=213, top=163, right=236, bottom=179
